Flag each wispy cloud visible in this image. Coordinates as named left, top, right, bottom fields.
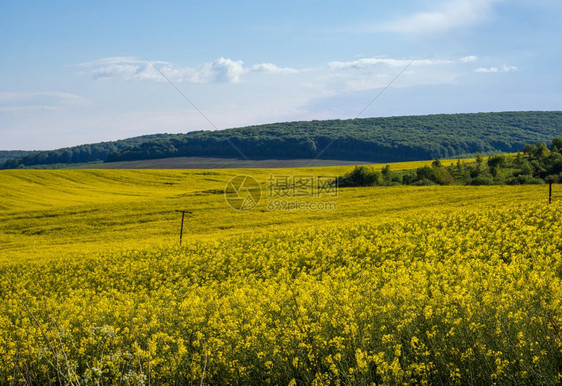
left=0, top=91, right=85, bottom=103
left=381, top=0, right=500, bottom=35
left=77, top=57, right=160, bottom=67
left=318, top=56, right=479, bottom=93
left=475, top=65, right=518, bottom=73
left=251, top=63, right=300, bottom=74
left=79, top=55, right=487, bottom=93
left=79, top=57, right=301, bottom=84
left=0, top=91, right=87, bottom=112
left=328, top=57, right=457, bottom=70
left=67, top=54, right=510, bottom=126
left=459, top=55, right=478, bottom=63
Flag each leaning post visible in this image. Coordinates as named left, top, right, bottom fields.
left=175, top=210, right=192, bottom=245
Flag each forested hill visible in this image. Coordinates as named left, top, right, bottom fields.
left=2, top=112, right=562, bottom=169
left=0, top=151, right=37, bottom=164
left=0, top=134, right=183, bottom=169
left=96, top=111, right=562, bottom=163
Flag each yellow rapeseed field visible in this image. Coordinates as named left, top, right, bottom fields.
left=0, top=162, right=560, bottom=384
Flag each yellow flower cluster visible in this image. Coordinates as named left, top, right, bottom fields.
left=1, top=199, right=561, bottom=384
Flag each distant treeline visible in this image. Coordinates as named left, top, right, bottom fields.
left=0, top=151, right=37, bottom=164
left=339, top=137, right=562, bottom=187
left=0, top=134, right=178, bottom=169
left=2, top=112, right=562, bottom=169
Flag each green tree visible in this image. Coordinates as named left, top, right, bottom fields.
left=523, top=144, right=537, bottom=158
left=551, top=137, right=562, bottom=153
left=416, top=166, right=434, bottom=182
left=381, top=165, right=392, bottom=180
left=475, top=153, right=483, bottom=171
left=456, top=159, right=464, bottom=175
left=487, top=155, right=507, bottom=169
left=534, top=142, right=550, bottom=158
left=433, top=167, right=454, bottom=185
left=339, top=166, right=382, bottom=187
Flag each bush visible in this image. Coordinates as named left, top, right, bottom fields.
left=433, top=167, right=454, bottom=185
left=470, top=176, right=495, bottom=185
left=339, top=166, right=382, bottom=187
left=416, top=166, right=435, bottom=182
left=411, top=179, right=437, bottom=186
left=506, top=175, right=545, bottom=185
left=487, top=155, right=507, bottom=169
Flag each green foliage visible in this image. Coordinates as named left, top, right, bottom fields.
left=0, top=150, right=38, bottom=164
left=411, top=164, right=453, bottom=185
left=381, top=164, right=392, bottom=179
left=416, top=166, right=435, bottom=182
left=432, top=167, right=454, bottom=185
left=0, top=134, right=178, bottom=169
left=339, top=166, right=381, bottom=187
left=487, top=154, right=507, bottom=169
left=552, top=137, right=562, bottom=152
left=339, top=136, right=562, bottom=187
left=506, top=175, right=545, bottom=185
left=3, top=112, right=562, bottom=169
left=518, top=160, right=534, bottom=176
left=107, top=111, right=562, bottom=164
left=469, top=175, right=495, bottom=185
left=476, top=153, right=483, bottom=166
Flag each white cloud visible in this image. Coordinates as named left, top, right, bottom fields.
left=189, top=57, right=246, bottom=83
left=77, top=57, right=161, bottom=67
left=0, top=91, right=85, bottom=103
left=80, top=57, right=300, bottom=84
left=0, top=105, right=61, bottom=112
left=73, top=54, right=488, bottom=107
left=459, top=55, right=478, bottom=63
left=251, top=63, right=299, bottom=74
left=328, top=58, right=452, bottom=70
left=79, top=55, right=482, bottom=93
left=381, top=0, right=500, bottom=35
left=0, top=92, right=87, bottom=112
left=319, top=56, right=479, bottom=93
left=80, top=57, right=246, bottom=83
left=475, top=65, right=518, bottom=73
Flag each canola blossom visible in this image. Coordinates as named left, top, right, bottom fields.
left=1, top=191, right=561, bottom=384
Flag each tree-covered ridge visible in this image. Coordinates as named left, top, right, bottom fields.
left=107, top=111, right=562, bottom=163
left=0, top=134, right=178, bottom=169
left=2, top=111, right=561, bottom=169
left=339, top=137, right=562, bottom=187
left=0, top=151, right=37, bottom=164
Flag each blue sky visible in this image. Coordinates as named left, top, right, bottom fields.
left=1, top=0, right=561, bottom=150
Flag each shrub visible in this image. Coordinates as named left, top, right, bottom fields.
left=339, top=166, right=382, bottom=187
left=470, top=176, right=494, bottom=185
left=506, top=175, right=545, bottom=185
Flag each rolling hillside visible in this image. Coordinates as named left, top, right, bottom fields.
left=0, top=150, right=37, bottom=164
left=1, top=166, right=560, bottom=384
left=2, top=111, right=561, bottom=169
left=0, top=133, right=183, bottom=169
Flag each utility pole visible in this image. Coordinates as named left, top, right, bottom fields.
left=545, top=176, right=559, bottom=205
left=175, top=210, right=192, bottom=245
